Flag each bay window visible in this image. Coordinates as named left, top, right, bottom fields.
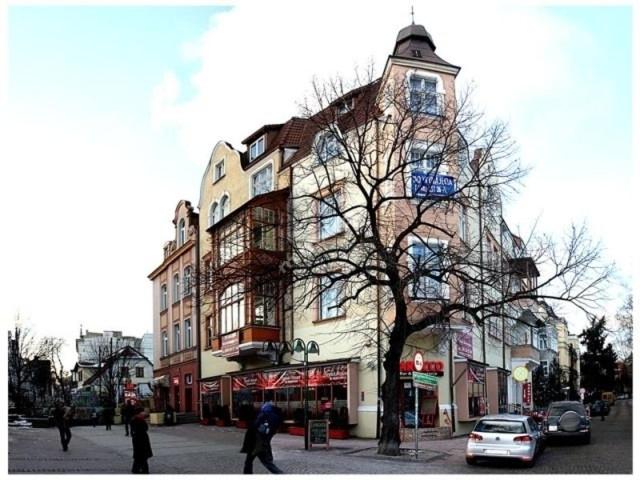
left=254, top=282, right=276, bottom=326
left=251, top=207, right=277, bottom=250
left=251, top=164, right=273, bottom=197
left=219, top=283, right=245, bottom=334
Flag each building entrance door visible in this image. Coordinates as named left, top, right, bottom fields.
left=185, top=387, right=193, bottom=413
left=174, top=386, right=181, bottom=412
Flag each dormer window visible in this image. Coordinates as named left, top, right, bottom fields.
left=214, top=159, right=225, bottom=182
left=337, top=98, right=353, bottom=115
left=250, top=136, right=265, bottom=161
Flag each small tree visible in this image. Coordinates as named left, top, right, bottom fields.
left=38, top=337, right=71, bottom=404
left=579, top=316, right=618, bottom=394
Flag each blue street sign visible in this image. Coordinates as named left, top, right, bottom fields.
left=411, top=171, right=456, bottom=198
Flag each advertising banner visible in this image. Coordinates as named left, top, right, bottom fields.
left=411, top=172, right=456, bottom=198
left=231, top=364, right=348, bottom=391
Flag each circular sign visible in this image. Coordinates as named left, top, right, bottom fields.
left=513, top=366, right=528, bottom=382
left=414, top=352, right=424, bottom=372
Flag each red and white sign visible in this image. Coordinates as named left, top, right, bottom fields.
left=414, top=352, right=424, bottom=372
left=221, top=331, right=240, bottom=357
left=523, top=382, right=532, bottom=406
left=399, top=359, right=445, bottom=375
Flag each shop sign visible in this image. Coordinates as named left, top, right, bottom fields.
left=523, top=382, right=532, bottom=406
left=201, top=380, right=220, bottom=394
left=308, top=419, right=330, bottom=449
left=232, top=364, right=348, bottom=391
left=467, top=364, right=485, bottom=383
left=412, top=371, right=439, bottom=388
left=399, top=359, right=445, bottom=375
left=172, top=376, right=180, bottom=386
left=412, top=172, right=456, bottom=198
left=456, top=331, right=473, bottom=359
left=414, top=352, right=424, bottom=371
left=221, top=331, right=240, bottom=357
left=513, top=366, right=528, bottom=383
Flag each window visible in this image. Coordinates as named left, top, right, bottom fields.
left=184, top=318, right=192, bottom=348
left=541, top=360, right=549, bottom=377
left=173, top=323, right=181, bottom=353
left=475, top=420, right=525, bottom=434
left=220, top=195, right=230, bottom=218
left=251, top=164, right=273, bottom=197
left=409, top=240, right=449, bottom=299
left=410, top=143, right=442, bottom=173
left=218, top=223, right=245, bottom=265
left=319, top=276, right=344, bottom=320
left=136, top=367, right=145, bottom=378
left=121, top=367, right=129, bottom=378
left=162, top=331, right=168, bottom=357
left=250, top=136, right=265, bottom=160
left=209, top=202, right=218, bottom=227
left=467, top=364, right=486, bottom=417
left=160, top=284, right=168, bottom=310
left=254, top=282, right=276, bottom=326
left=319, top=193, right=343, bottom=240
left=498, top=371, right=509, bottom=413
left=178, top=219, right=186, bottom=246
left=316, top=132, right=340, bottom=163
left=459, top=206, right=468, bottom=243
left=173, top=273, right=181, bottom=303
left=252, top=207, right=277, bottom=250
left=214, top=159, right=225, bottom=181
left=539, top=331, right=548, bottom=350
left=409, top=74, right=439, bottom=115
left=183, top=266, right=192, bottom=297
left=219, top=283, right=245, bottom=334
left=488, top=318, right=501, bottom=339
left=206, top=316, right=213, bottom=346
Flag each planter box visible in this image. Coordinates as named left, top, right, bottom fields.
left=329, top=428, right=350, bottom=439
left=288, top=426, right=305, bottom=436
left=149, top=413, right=164, bottom=425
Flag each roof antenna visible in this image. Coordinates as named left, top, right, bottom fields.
left=411, top=5, right=415, bottom=25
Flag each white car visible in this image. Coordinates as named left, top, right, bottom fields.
left=465, top=414, right=545, bottom=467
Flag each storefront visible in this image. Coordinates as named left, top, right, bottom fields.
left=399, top=358, right=444, bottom=428
left=153, top=362, right=198, bottom=414
left=454, top=359, right=487, bottom=425
left=230, top=362, right=357, bottom=427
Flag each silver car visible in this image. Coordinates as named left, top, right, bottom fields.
left=465, top=414, right=544, bottom=467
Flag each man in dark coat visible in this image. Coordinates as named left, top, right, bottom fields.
left=241, top=399, right=283, bottom=474
left=123, top=400, right=135, bottom=436
left=53, top=401, right=73, bottom=451
left=103, top=404, right=114, bottom=431
left=130, top=406, right=153, bottom=474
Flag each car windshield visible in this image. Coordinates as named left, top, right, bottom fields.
left=548, top=404, right=586, bottom=416
left=474, top=420, right=526, bottom=434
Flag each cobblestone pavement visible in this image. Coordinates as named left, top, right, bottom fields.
left=8, top=399, right=632, bottom=474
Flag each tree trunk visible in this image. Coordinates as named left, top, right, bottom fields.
left=377, top=308, right=409, bottom=456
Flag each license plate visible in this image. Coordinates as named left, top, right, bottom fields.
left=484, top=449, right=508, bottom=455
left=549, top=425, right=558, bottom=431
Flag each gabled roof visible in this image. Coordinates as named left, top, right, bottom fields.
left=82, top=345, right=152, bottom=386
left=239, top=117, right=310, bottom=169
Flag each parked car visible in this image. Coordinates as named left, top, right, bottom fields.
left=465, top=414, right=545, bottom=467
left=543, top=401, right=591, bottom=444
left=590, top=400, right=609, bottom=416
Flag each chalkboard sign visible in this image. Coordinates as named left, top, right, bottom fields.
left=308, top=419, right=330, bottom=449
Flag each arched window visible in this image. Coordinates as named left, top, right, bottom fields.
left=183, top=265, right=192, bottom=297
left=178, top=219, right=186, bottom=246
left=173, top=273, right=180, bottom=303
left=220, top=195, right=230, bottom=218
left=209, top=202, right=218, bottom=227
left=219, top=283, right=245, bottom=334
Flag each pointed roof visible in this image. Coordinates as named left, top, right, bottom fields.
left=392, top=23, right=459, bottom=70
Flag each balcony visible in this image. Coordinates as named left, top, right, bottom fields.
left=511, top=344, right=540, bottom=368
left=211, top=324, right=281, bottom=359
left=508, top=257, right=540, bottom=278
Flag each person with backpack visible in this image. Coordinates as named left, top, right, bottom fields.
left=241, top=396, right=283, bottom=474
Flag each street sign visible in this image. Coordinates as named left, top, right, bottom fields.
left=413, top=352, right=424, bottom=371
left=412, top=371, right=439, bottom=388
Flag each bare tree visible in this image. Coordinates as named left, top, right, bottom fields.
left=8, top=315, right=39, bottom=413
left=38, top=336, right=71, bottom=404
left=84, top=337, right=137, bottom=407
left=612, top=294, right=633, bottom=360
left=285, top=68, right=612, bottom=456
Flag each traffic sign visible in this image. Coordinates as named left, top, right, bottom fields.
left=412, top=371, right=439, bottom=388
left=413, top=352, right=424, bottom=371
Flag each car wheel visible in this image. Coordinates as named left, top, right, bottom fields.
left=466, top=457, right=477, bottom=465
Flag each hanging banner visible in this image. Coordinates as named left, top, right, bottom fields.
left=456, top=331, right=473, bottom=359
left=467, top=364, right=486, bottom=384
left=523, top=382, right=532, bottom=406
left=200, top=380, right=220, bottom=394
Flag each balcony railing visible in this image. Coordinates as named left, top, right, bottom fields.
left=511, top=344, right=541, bottom=362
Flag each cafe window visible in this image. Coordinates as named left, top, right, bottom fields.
left=468, top=364, right=486, bottom=418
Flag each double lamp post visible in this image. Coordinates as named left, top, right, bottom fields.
left=263, top=337, right=319, bottom=450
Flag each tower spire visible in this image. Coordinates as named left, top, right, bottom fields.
left=411, top=6, right=415, bottom=25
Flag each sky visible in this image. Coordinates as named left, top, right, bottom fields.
left=1, top=1, right=634, bottom=370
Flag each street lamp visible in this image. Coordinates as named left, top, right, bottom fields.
left=262, top=341, right=293, bottom=365
left=293, top=337, right=320, bottom=450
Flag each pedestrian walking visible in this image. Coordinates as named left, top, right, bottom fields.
left=90, top=408, right=98, bottom=427
left=53, top=401, right=73, bottom=451
left=104, top=404, right=114, bottom=431
left=241, top=396, right=283, bottom=474
left=130, top=406, right=153, bottom=474
left=123, top=400, right=135, bottom=436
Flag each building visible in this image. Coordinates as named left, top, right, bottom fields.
left=72, top=329, right=144, bottom=389
left=155, top=22, right=586, bottom=438
left=148, top=200, right=200, bottom=415
left=141, top=333, right=154, bottom=364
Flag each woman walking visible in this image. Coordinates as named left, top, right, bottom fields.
left=130, top=406, right=153, bottom=474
